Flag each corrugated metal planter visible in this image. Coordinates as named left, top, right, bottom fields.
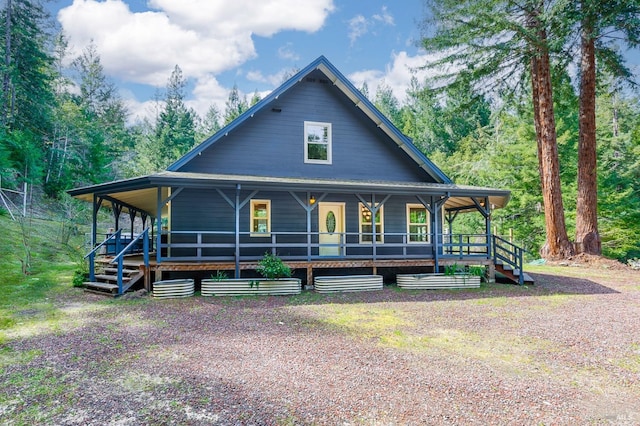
left=201, top=278, right=301, bottom=296
left=152, top=279, right=195, bottom=298
left=314, top=275, right=383, bottom=293
left=396, top=274, right=481, bottom=290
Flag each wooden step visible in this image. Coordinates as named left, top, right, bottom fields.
left=83, top=281, right=119, bottom=294
left=102, top=267, right=140, bottom=275
left=94, top=274, right=131, bottom=282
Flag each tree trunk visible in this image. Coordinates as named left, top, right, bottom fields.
left=2, top=0, right=12, bottom=125
left=575, top=13, right=601, bottom=255
left=528, top=8, right=575, bottom=260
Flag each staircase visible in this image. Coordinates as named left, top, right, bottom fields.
left=83, top=258, right=145, bottom=296
left=492, top=235, right=534, bottom=285
left=83, top=228, right=151, bottom=296
left=495, top=260, right=534, bottom=285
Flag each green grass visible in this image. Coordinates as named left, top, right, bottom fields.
left=0, top=215, right=89, bottom=343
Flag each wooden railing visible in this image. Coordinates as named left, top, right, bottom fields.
left=492, top=235, right=525, bottom=285
left=159, top=231, right=493, bottom=263
left=110, top=228, right=150, bottom=295
left=85, top=229, right=121, bottom=282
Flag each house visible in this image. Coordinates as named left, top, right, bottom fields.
left=69, top=56, right=527, bottom=295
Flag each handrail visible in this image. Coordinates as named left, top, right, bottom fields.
left=492, top=235, right=525, bottom=285
left=110, top=228, right=150, bottom=295
left=84, top=229, right=121, bottom=282
left=84, top=229, right=121, bottom=260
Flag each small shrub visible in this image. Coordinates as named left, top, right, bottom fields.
left=72, top=269, right=86, bottom=288
left=256, top=252, right=291, bottom=280
left=211, top=271, right=228, bottom=281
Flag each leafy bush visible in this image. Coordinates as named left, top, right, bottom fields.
left=256, top=252, right=291, bottom=279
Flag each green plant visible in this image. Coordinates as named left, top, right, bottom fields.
left=211, top=271, right=228, bottom=281
left=469, top=266, right=485, bottom=277
left=256, top=252, right=291, bottom=280
left=444, top=263, right=462, bottom=276
left=72, top=269, right=86, bottom=288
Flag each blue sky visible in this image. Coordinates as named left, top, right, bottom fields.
left=51, top=0, right=431, bottom=123
left=50, top=1, right=639, bottom=124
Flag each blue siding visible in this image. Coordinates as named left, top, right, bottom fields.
left=170, top=189, right=434, bottom=258
left=179, top=70, right=431, bottom=183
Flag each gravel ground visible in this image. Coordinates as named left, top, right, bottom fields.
left=1, top=261, right=639, bottom=425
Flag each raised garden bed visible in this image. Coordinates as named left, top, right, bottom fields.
left=396, top=273, right=481, bottom=290
left=152, top=279, right=195, bottom=298
left=314, top=275, right=383, bottom=293
left=201, top=278, right=301, bottom=296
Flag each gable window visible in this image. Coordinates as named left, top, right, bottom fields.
left=304, top=121, right=332, bottom=164
left=359, top=203, right=383, bottom=243
left=407, top=204, right=430, bottom=243
left=250, top=200, right=271, bottom=236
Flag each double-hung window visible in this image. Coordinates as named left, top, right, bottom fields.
left=250, top=200, right=271, bottom=236
left=406, top=204, right=430, bottom=243
left=304, top=121, right=332, bottom=164
left=359, top=203, right=383, bottom=243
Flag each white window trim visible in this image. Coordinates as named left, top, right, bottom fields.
left=250, top=199, right=271, bottom=237
left=358, top=202, right=384, bottom=244
left=406, top=203, right=431, bottom=244
left=304, top=121, right=332, bottom=164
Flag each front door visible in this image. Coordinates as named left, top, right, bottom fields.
left=318, top=202, right=345, bottom=256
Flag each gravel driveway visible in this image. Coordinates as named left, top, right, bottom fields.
left=1, top=263, right=639, bottom=425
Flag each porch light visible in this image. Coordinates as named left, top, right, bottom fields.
left=309, top=195, right=316, bottom=205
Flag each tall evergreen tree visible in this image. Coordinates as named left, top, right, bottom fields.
left=420, top=0, right=575, bottom=259
left=567, top=0, right=640, bottom=255
left=0, top=0, right=55, bottom=187
left=154, top=65, right=196, bottom=169
left=223, top=84, right=248, bottom=125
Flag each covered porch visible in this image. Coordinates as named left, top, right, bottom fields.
left=69, top=171, right=526, bottom=294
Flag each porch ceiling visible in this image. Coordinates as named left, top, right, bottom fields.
left=68, top=171, right=510, bottom=216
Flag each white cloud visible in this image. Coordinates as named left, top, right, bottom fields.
left=348, top=51, right=442, bottom=103
left=372, top=6, right=394, bottom=26
left=277, top=43, right=300, bottom=61
left=246, top=68, right=294, bottom=86
left=58, top=0, right=335, bottom=87
left=347, top=6, right=395, bottom=46
left=347, top=15, right=368, bottom=45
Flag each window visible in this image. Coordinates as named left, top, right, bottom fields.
left=304, top=121, right=332, bottom=164
left=359, top=203, right=383, bottom=243
left=407, top=204, right=430, bottom=243
left=250, top=200, right=271, bottom=236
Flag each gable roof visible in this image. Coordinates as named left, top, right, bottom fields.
left=168, top=55, right=451, bottom=184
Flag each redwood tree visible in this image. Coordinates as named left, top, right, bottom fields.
left=420, top=0, right=575, bottom=259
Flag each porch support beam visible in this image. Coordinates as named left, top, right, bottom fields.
left=356, top=193, right=391, bottom=262
left=289, top=191, right=325, bottom=262
left=234, top=184, right=241, bottom=277
left=433, top=193, right=450, bottom=273
left=162, top=187, right=183, bottom=206
left=156, top=187, right=163, bottom=265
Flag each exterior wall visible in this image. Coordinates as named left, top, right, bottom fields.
left=179, top=70, right=432, bottom=183
left=169, top=187, right=434, bottom=260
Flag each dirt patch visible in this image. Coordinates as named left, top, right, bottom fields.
left=546, top=253, right=632, bottom=271
left=1, top=264, right=639, bottom=425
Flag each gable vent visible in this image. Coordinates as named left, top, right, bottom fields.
left=319, top=78, right=329, bottom=84
left=306, top=77, right=316, bottom=83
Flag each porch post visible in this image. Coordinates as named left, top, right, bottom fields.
left=156, top=187, right=162, bottom=264
left=306, top=192, right=312, bottom=262
left=433, top=194, right=449, bottom=273
left=485, top=196, right=492, bottom=259
left=235, top=184, right=241, bottom=278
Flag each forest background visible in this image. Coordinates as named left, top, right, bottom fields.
left=1, top=0, right=639, bottom=266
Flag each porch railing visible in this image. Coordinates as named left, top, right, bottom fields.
left=110, top=228, right=150, bottom=295
left=84, top=229, right=122, bottom=282
left=492, top=235, right=525, bottom=285
left=158, top=230, right=493, bottom=262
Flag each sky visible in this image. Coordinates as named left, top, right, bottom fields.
left=49, top=0, right=436, bottom=124
left=50, top=0, right=640, bottom=125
